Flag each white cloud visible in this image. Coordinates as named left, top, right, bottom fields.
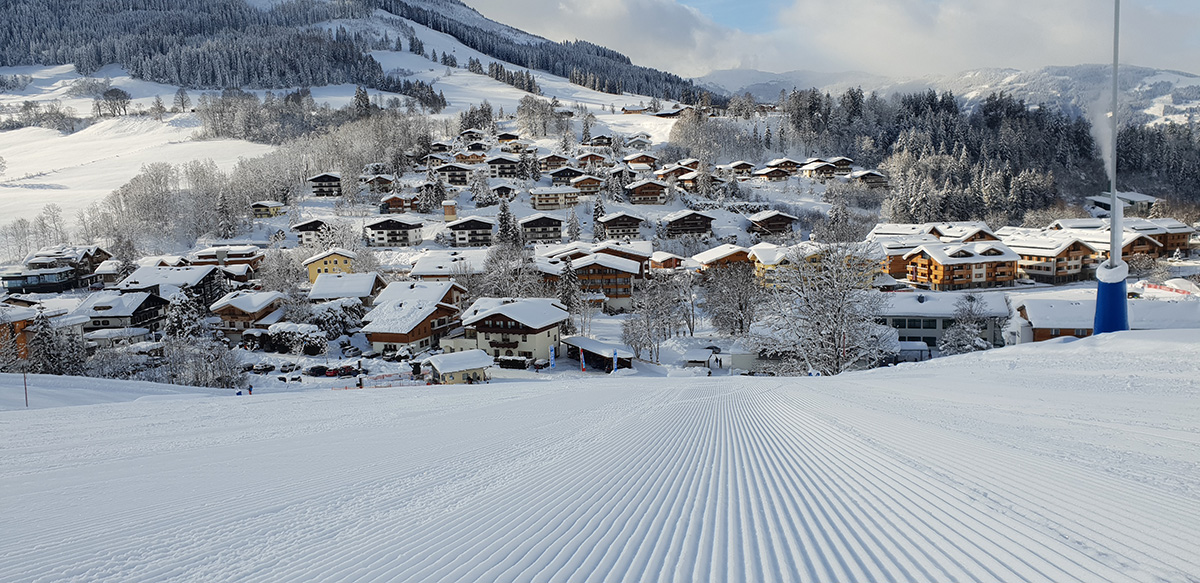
left=462, top=0, right=1200, bottom=78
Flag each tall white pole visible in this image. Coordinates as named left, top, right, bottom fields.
left=1108, top=0, right=1122, bottom=267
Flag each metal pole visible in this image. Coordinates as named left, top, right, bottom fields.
left=1094, top=0, right=1130, bottom=334
left=24, top=370, right=28, bottom=408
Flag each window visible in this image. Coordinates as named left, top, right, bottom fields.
left=1075, top=329, right=1088, bottom=336
left=894, top=319, right=907, bottom=329
left=922, top=319, right=937, bottom=329
left=1051, top=328, right=1060, bottom=335
left=907, top=319, right=922, bottom=329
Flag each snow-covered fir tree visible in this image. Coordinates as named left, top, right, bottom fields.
left=566, top=208, right=582, bottom=242
left=557, top=260, right=580, bottom=336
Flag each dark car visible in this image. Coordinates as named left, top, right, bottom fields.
left=305, top=365, right=328, bottom=377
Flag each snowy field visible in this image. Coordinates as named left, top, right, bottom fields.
left=2, top=330, right=1198, bottom=582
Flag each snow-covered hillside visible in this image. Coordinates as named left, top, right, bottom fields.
left=2, top=330, right=1198, bottom=581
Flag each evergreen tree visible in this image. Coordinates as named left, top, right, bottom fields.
left=592, top=199, right=606, bottom=241
left=150, top=95, right=167, bottom=121
left=495, top=199, right=520, bottom=246
left=353, top=86, right=370, bottom=119
left=163, top=291, right=208, bottom=341
left=25, top=307, right=84, bottom=376
left=557, top=260, right=580, bottom=336
left=566, top=208, right=582, bottom=242
left=938, top=293, right=994, bottom=356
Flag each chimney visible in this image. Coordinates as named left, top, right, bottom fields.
left=443, top=200, right=457, bottom=222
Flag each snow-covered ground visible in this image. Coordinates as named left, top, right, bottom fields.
left=2, top=329, right=1198, bottom=582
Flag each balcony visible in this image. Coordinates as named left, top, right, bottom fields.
left=489, top=340, right=518, bottom=349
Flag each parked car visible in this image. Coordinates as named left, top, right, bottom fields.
left=252, top=363, right=275, bottom=374
left=361, top=350, right=379, bottom=359
left=342, top=346, right=362, bottom=358
left=280, top=362, right=298, bottom=373
left=305, top=365, right=328, bottom=377
left=241, top=363, right=257, bottom=373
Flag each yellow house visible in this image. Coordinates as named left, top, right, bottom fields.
left=302, top=248, right=357, bottom=284
left=748, top=242, right=820, bottom=288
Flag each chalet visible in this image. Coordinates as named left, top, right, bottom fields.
left=309, top=173, right=342, bottom=197
left=747, top=210, right=798, bottom=235
left=1054, top=228, right=1163, bottom=259
left=446, top=217, right=496, bottom=247
left=677, top=171, right=724, bottom=192
left=454, top=151, right=487, bottom=165
left=459, top=128, right=485, bottom=142
left=365, top=216, right=423, bottom=247
left=486, top=155, right=520, bottom=179
left=904, top=242, right=1020, bottom=291
left=661, top=210, right=716, bottom=238
left=570, top=175, right=604, bottom=194
left=519, top=214, right=564, bottom=243
left=529, top=186, right=580, bottom=211
left=800, top=161, right=838, bottom=180
left=440, top=297, right=569, bottom=360
left=869, top=221, right=997, bottom=244
left=191, top=247, right=261, bottom=271
left=650, top=251, right=685, bottom=270
left=766, top=158, right=803, bottom=174
left=362, top=174, right=395, bottom=193
left=490, top=183, right=518, bottom=200
left=866, top=233, right=942, bottom=279
left=596, top=212, right=644, bottom=239
left=622, top=152, right=659, bottom=169
left=465, top=140, right=489, bottom=152
left=422, top=350, right=493, bottom=384
left=0, top=245, right=112, bottom=294
left=74, top=291, right=169, bottom=333
left=308, top=271, right=386, bottom=305
left=882, top=292, right=1009, bottom=348
left=997, top=232, right=1098, bottom=284
left=1014, top=298, right=1200, bottom=343
left=375, top=280, right=465, bottom=307
left=848, top=169, right=889, bottom=189
left=1127, top=217, right=1195, bottom=254
left=654, top=107, right=691, bottom=118
left=496, top=132, right=520, bottom=143
left=93, top=260, right=124, bottom=286
left=410, top=248, right=489, bottom=280
left=538, top=240, right=652, bottom=280
left=719, top=160, right=756, bottom=177
left=362, top=280, right=463, bottom=354
left=209, top=290, right=285, bottom=339
left=251, top=200, right=284, bottom=218
left=677, top=158, right=701, bottom=170
left=423, top=153, right=449, bottom=168
left=381, top=193, right=419, bottom=214
left=654, top=164, right=692, bottom=182
left=434, top=163, right=472, bottom=186
left=577, top=152, right=611, bottom=167
left=752, top=167, right=791, bottom=182
left=550, top=166, right=586, bottom=186
left=114, top=265, right=224, bottom=306
left=587, top=133, right=613, bottom=147
left=430, top=140, right=453, bottom=153
left=625, top=179, right=669, bottom=205
left=826, top=156, right=854, bottom=175
left=621, top=105, right=649, bottom=114
left=1086, top=191, right=1159, bottom=215
left=538, top=254, right=640, bottom=310
left=692, top=244, right=751, bottom=270
left=625, top=136, right=652, bottom=150
left=291, top=219, right=327, bottom=246
left=538, top=153, right=570, bottom=172
left=0, top=304, right=37, bottom=358
left=302, top=248, right=357, bottom=284
left=503, top=140, right=536, bottom=154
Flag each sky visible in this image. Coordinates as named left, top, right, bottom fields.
left=461, top=0, right=1200, bottom=79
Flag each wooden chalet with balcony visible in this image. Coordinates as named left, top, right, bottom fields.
left=251, top=200, right=284, bottom=218
left=766, top=158, right=803, bottom=174
left=446, top=217, right=495, bottom=247
left=496, top=132, right=520, bottom=143
left=454, top=151, right=487, bottom=165
left=577, top=152, right=611, bottom=167
left=622, top=152, right=659, bottom=170
left=291, top=219, right=327, bottom=246
left=570, top=175, right=604, bottom=194
left=519, top=214, right=564, bottom=243
left=826, top=156, right=854, bottom=175
left=625, top=179, right=669, bottom=205
left=486, top=155, right=520, bottom=179
left=997, top=231, right=1098, bottom=284
left=800, top=161, right=838, bottom=180
left=752, top=167, right=791, bottom=182
left=747, top=210, right=798, bottom=235
left=848, top=169, right=889, bottom=189
left=434, top=163, right=472, bottom=186
left=308, top=173, right=342, bottom=197
left=662, top=210, right=716, bottom=238
left=209, top=290, right=285, bottom=339
left=529, top=186, right=580, bottom=211
left=550, top=166, right=586, bottom=186
left=365, top=216, right=423, bottom=247
left=381, top=193, right=418, bottom=214
left=440, top=297, right=568, bottom=360
left=904, top=242, right=1019, bottom=291
left=596, top=212, right=644, bottom=239
left=538, top=153, right=570, bottom=172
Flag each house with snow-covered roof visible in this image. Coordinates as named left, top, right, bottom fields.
left=365, top=216, right=423, bottom=247
left=446, top=216, right=496, bottom=247
left=718, top=160, right=756, bottom=177
left=625, top=179, right=669, bottom=205
left=848, top=169, right=888, bottom=189
left=114, top=265, right=224, bottom=306
left=536, top=253, right=641, bottom=310
left=752, top=167, right=790, bottom=182
left=307, top=272, right=386, bottom=305
left=74, top=291, right=169, bottom=333
left=291, top=219, right=328, bottom=247
left=251, top=200, right=285, bottom=218
left=596, top=212, right=645, bottom=239
left=302, top=248, right=357, bottom=284
left=903, top=241, right=1019, bottom=291
left=866, top=233, right=943, bottom=279
left=362, top=289, right=461, bottom=357
left=440, top=297, right=569, bottom=361
left=765, top=158, right=803, bottom=174
left=423, top=349, right=493, bottom=384
left=570, top=174, right=604, bottom=194
left=529, top=187, right=580, bottom=211
left=433, top=162, right=473, bottom=186
left=882, top=291, right=1009, bottom=348
left=549, top=166, right=586, bottom=186
left=747, top=210, right=798, bottom=235
left=409, top=248, right=489, bottom=281
left=538, top=153, right=570, bottom=172
left=519, top=213, right=564, bottom=243
left=622, top=152, right=659, bottom=169
left=1014, top=297, right=1200, bottom=343
left=308, top=172, right=341, bottom=197
left=994, top=228, right=1099, bottom=284
left=191, top=245, right=264, bottom=269
left=692, top=244, right=751, bottom=270
left=209, top=290, right=285, bottom=339
left=485, top=155, right=521, bottom=179
left=661, top=210, right=715, bottom=238
left=799, top=161, right=838, bottom=180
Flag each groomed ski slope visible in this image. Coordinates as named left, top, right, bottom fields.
left=2, top=330, right=1199, bottom=582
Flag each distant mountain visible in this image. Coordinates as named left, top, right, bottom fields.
left=699, top=64, right=1200, bottom=126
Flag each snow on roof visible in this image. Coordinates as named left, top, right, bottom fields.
left=256, top=307, right=285, bottom=327
left=591, top=240, right=653, bottom=257
left=998, top=234, right=1098, bottom=257
left=567, top=253, right=642, bottom=274
left=136, top=255, right=188, bottom=268
left=597, top=211, right=645, bottom=224
left=461, top=297, right=568, bottom=329
left=252, top=200, right=284, bottom=207
left=1057, top=228, right=1162, bottom=251
left=116, top=265, right=216, bottom=290
left=570, top=175, right=602, bottom=184
left=0, top=304, right=37, bottom=324
left=308, top=172, right=341, bottom=181
left=766, top=158, right=802, bottom=167
left=1048, top=218, right=1106, bottom=230
left=752, top=167, right=789, bottom=176
left=445, top=216, right=496, bottom=229
left=865, top=233, right=942, bottom=255
left=903, top=242, right=1020, bottom=265
left=307, top=272, right=382, bottom=301
left=210, top=290, right=284, bottom=314
left=366, top=216, right=423, bottom=229
left=883, top=292, right=1010, bottom=318
left=195, top=245, right=260, bottom=257
left=661, top=209, right=715, bottom=223
left=625, top=179, right=667, bottom=190
left=651, top=251, right=683, bottom=262
left=373, top=280, right=463, bottom=308
left=848, top=170, right=885, bottom=179
left=561, top=336, right=634, bottom=359
left=869, top=223, right=929, bottom=237
left=622, top=151, right=658, bottom=161
left=692, top=244, right=749, bottom=265
left=800, top=161, right=836, bottom=171
left=1147, top=218, right=1196, bottom=234
left=826, top=156, right=853, bottom=164
left=75, top=291, right=155, bottom=318
left=291, top=218, right=327, bottom=231
left=682, top=348, right=713, bottom=362
left=423, top=349, right=494, bottom=374
left=1118, top=218, right=1169, bottom=236
left=627, top=163, right=654, bottom=173
left=538, top=153, right=569, bottom=161
left=529, top=186, right=580, bottom=195
left=84, top=327, right=150, bottom=340
left=362, top=299, right=448, bottom=335
left=410, top=248, right=489, bottom=278
left=518, top=213, right=563, bottom=225
left=1113, top=191, right=1159, bottom=204
left=94, top=259, right=122, bottom=275
left=748, top=241, right=823, bottom=266
left=302, top=248, right=358, bottom=267
left=1019, top=298, right=1200, bottom=330
left=748, top=210, right=798, bottom=223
